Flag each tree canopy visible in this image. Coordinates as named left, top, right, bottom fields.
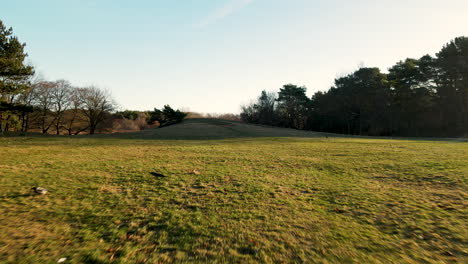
left=0, top=19, right=35, bottom=132
left=148, top=105, right=187, bottom=127
left=241, top=36, right=468, bottom=137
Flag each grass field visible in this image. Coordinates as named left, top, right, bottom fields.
left=0, top=119, right=467, bottom=263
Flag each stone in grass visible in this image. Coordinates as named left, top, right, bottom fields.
left=31, top=187, right=48, bottom=195
left=190, top=169, right=201, bottom=175
left=57, top=257, right=67, bottom=263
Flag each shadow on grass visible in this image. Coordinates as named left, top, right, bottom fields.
left=0, top=193, right=36, bottom=199
left=92, top=119, right=337, bottom=140
left=91, top=119, right=468, bottom=142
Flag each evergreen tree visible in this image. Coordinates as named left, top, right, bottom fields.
left=276, top=84, right=310, bottom=129
left=434, top=37, right=468, bottom=136
left=0, top=20, right=34, bottom=132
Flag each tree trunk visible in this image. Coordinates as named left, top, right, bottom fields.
left=55, top=118, right=61, bottom=135
left=5, top=114, right=11, bottom=132
left=21, top=113, right=26, bottom=132
left=0, top=112, right=3, bottom=134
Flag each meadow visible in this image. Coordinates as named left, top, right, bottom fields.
left=0, top=119, right=467, bottom=263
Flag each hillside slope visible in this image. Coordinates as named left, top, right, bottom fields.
left=104, top=119, right=467, bottom=141
left=106, top=119, right=327, bottom=140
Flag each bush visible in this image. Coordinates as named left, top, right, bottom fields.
left=148, top=105, right=187, bottom=127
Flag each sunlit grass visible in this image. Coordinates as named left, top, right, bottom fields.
left=0, top=123, right=467, bottom=263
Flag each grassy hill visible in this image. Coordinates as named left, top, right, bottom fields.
left=103, top=118, right=329, bottom=140
left=0, top=119, right=467, bottom=263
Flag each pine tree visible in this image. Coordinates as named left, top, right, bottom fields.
left=0, top=20, right=35, bottom=132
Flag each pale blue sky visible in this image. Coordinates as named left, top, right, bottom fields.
left=2, top=0, right=467, bottom=113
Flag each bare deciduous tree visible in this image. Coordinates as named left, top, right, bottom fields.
left=50, top=79, right=71, bottom=134
left=32, top=81, right=56, bottom=134
left=62, top=88, right=85, bottom=135
left=78, top=86, right=115, bottom=134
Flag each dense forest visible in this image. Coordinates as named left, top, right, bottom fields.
left=0, top=20, right=186, bottom=135
left=241, top=37, right=468, bottom=137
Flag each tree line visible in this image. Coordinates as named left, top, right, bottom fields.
left=0, top=20, right=186, bottom=135
left=241, top=36, right=468, bottom=137
left=7, top=79, right=116, bottom=135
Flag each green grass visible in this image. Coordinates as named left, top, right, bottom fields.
left=0, top=119, right=467, bottom=263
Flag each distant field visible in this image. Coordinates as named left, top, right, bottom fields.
left=0, top=119, right=467, bottom=263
